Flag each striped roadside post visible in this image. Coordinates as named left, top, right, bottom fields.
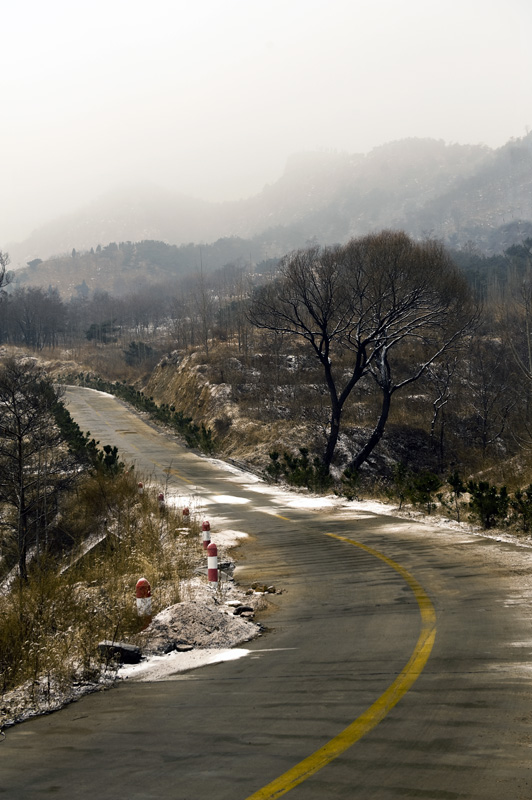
left=202, top=520, right=211, bottom=549
left=207, top=542, right=218, bottom=586
left=135, top=577, right=152, bottom=618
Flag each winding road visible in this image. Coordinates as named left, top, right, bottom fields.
left=2, top=387, right=532, bottom=798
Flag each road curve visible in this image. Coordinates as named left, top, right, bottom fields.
left=2, top=387, right=532, bottom=799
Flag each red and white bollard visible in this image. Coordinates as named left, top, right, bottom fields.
left=182, top=507, right=190, bottom=522
left=207, top=542, right=218, bottom=586
left=202, top=520, right=211, bottom=549
left=158, top=492, right=165, bottom=510
left=137, top=482, right=144, bottom=495
left=135, top=577, right=152, bottom=617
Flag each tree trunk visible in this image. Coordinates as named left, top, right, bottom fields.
left=349, top=389, right=392, bottom=471
left=321, top=355, right=345, bottom=469
left=323, top=407, right=341, bottom=469
left=17, top=432, right=28, bottom=581
left=18, top=498, right=28, bottom=582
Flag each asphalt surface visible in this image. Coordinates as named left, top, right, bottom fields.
left=2, top=386, right=532, bottom=798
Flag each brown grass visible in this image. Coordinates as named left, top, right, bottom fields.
left=0, top=468, right=204, bottom=701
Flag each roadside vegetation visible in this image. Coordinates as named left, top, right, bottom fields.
left=0, top=458, right=204, bottom=722
left=2, top=232, right=532, bottom=721
left=0, top=354, right=203, bottom=722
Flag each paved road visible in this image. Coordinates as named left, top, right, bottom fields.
left=2, top=387, right=532, bottom=798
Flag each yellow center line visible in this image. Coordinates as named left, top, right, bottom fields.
left=152, top=462, right=193, bottom=484
left=164, top=466, right=194, bottom=484
left=244, top=533, right=436, bottom=800
left=257, top=510, right=292, bottom=521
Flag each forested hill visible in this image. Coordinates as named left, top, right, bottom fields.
left=7, top=134, right=532, bottom=272
left=13, top=238, right=282, bottom=299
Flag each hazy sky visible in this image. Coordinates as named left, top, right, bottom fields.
left=1, top=0, right=531, bottom=246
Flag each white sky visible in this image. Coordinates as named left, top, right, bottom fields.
left=1, top=0, right=531, bottom=246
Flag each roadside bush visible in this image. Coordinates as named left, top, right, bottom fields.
left=266, top=448, right=332, bottom=492
left=123, top=341, right=154, bottom=367
left=389, top=462, right=409, bottom=508
left=437, top=471, right=467, bottom=522
left=339, top=468, right=360, bottom=501
left=467, top=480, right=509, bottom=529
left=406, top=471, right=442, bottom=514
left=510, top=484, right=532, bottom=531
left=0, top=560, right=86, bottom=694
left=388, top=464, right=441, bottom=514
left=266, top=450, right=282, bottom=481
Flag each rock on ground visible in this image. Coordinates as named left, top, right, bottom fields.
left=139, top=599, right=260, bottom=655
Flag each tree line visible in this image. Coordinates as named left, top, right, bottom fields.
left=0, top=258, right=254, bottom=355
left=1, top=233, right=532, bottom=489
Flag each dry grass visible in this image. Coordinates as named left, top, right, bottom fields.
left=0, top=468, right=204, bottom=706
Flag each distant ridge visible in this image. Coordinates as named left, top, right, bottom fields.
left=7, top=134, right=532, bottom=268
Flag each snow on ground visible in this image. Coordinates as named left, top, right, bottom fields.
left=165, top=454, right=532, bottom=559
left=5, top=455, right=532, bottom=729
left=119, top=647, right=251, bottom=682
left=206, top=457, right=532, bottom=549
left=129, top=459, right=532, bottom=685
left=114, top=563, right=267, bottom=683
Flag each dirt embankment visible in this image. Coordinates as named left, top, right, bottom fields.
left=143, top=350, right=310, bottom=470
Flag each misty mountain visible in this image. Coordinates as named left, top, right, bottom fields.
left=8, top=135, right=532, bottom=273
left=7, top=186, right=223, bottom=267
left=249, top=136, right=532, bottom=252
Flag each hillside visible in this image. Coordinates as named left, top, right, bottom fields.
left=7, top=135, right=532, bottom=275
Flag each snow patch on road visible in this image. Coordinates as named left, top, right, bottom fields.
left=119, top=647, right=251, bottom=682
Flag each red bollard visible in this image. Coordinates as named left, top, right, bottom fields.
left=182, top=507, right=190, bottom=520
left=202, top=520, right=211, bottom=549
left=135, top=577, right=152, bottom=617
left=138, top=482, right=144, bottom=495
left=158, top=492, right=165, bottom=510
left=207, top=542, right=218, bottom=585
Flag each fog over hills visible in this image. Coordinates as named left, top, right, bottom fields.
left=7, top=134, right=532, bottom=270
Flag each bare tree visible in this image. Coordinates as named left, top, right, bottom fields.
left=192, top=272, right=215, bottom=357
left=461, top=335, right=517, bottom=456
left=6, top=286, right=66, bottom=350
left=0, top=250, right=11, bottom=293
left=425, top=357, right=459, bottom=471
left=249, top=231, right=474, bottom=471
left=0, top=252, right=12, bottom=342
left=502, top=240, right=532, bottom=400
